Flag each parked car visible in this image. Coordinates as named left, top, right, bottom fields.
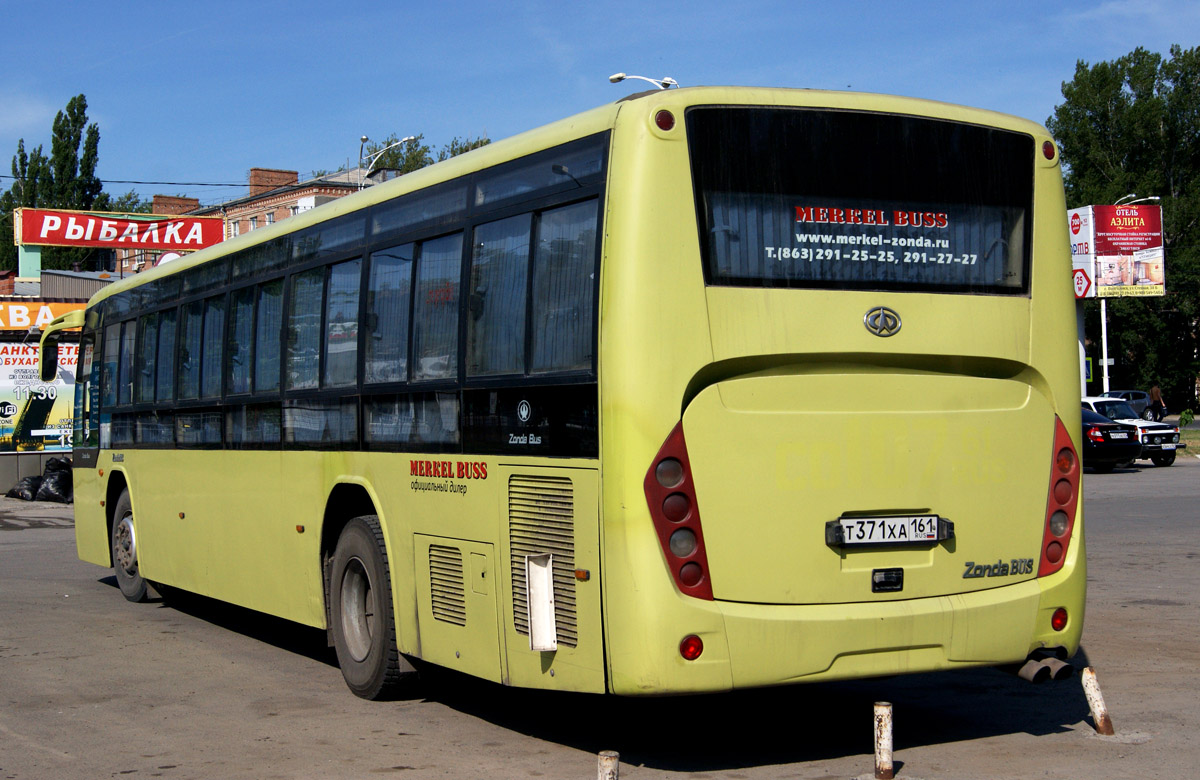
left=1081, top=397, right=1186, bottom=467
left=1100, top=389, right=1155, bottom=419
left=1081, top=408, right=1142, bottom=472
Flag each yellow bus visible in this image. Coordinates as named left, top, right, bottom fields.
left=41, top=86, right=1084, bottom=699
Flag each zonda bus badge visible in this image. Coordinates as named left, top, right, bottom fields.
left=864, top=306, right=901, bottom=337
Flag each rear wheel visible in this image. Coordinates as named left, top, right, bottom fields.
left=111, top=490, right=149, bottom=603
left=328, top=516, right=416, bottom=699
left=1150, top=451, right=1177, bottom=467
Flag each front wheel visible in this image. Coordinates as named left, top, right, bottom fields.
left=328, top=516, right=416, bottom=699
left=1150, top=451, right=1177, bottom=467
left=1143, top=408, right=1156, bottom=421
left=111, top=490, right=149, bottom=603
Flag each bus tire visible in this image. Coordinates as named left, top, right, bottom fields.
left=329, top=516, right=414, bottom=699
left=111, top=490, right=149, bottom=603
left=1150, top=451, right=1176, bottom=467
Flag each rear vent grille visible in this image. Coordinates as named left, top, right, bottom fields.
left=509, top=475, right=577, bottom=648
left=429, top=544, right=466, bottom=626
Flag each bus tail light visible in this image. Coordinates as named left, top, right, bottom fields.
left=644, top=422, right=714, bottom=600
left=1038, top=416, right=1079, bottom=577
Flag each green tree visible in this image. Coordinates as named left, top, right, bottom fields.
left=1047, top=45, right=1200, bottom=408
left=363, top=134, right=434, bottom=175
left=0, top=93, right=116, bottom=272
left=362, top=133, right=490, bottom=176
left=436, top=134, right=490, bottom=162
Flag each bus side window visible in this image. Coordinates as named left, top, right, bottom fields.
left=135, top=312, right=159, bottom=404
left=155, top=308, right=177, bottom=403
left=228, top=287, right=255, bottom=395
left=286, top=268, right=324, bottom=391
left=467, top=215, right=530, bottom=377
left=178, top=301, right=203, bottom=400
left=412, top=233, right=463, bottom=382
left=530, top=199, right=598, bottom=373
left=323, top=259, right=361, bottom=388
left=200, top=294, right=226, bottom=400
left=101, top=323, right=120, bottom=408
left=364, top=244, right=414, bottom=384
left=254, top=279, right=284, bottom=393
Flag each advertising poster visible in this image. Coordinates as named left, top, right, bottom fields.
left=0, top=343, right=77, bottom=453
left=1069, top=204, right=1165, bottom=298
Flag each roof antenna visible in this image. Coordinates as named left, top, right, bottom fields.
left=609, top=72, right=679, bottom=89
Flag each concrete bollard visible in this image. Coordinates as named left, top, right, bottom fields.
left=1081, top=667, right=1116, bottom=736
left=874, top=701, right=894, bottom=780
left=597, top=750, right=619, bottom=780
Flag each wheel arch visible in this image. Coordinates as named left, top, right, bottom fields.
left=103, top=469, right=131, bottom=565
left=320, top=481, right=385, bottom=634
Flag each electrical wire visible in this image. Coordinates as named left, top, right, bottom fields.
left=0, top=173, right=244, bottom=187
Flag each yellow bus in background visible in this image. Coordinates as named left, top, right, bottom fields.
left=41, top=86, right=1084, bottom=699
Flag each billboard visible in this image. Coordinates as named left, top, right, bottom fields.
left=0, top=343, right=76, bottom=453
left=1069, top=204, right=1165, bottom=298
left=15, top=207, right=224, bottom=251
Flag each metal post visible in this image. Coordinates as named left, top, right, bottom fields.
left=597, top=750, right=619, bottom=780
left=1081, top=667, right=1116, bottom=736
left=1100, top=298, right=1111, bottom=394
left=874, top=702, right=894, bottom=780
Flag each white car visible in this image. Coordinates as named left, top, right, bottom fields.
left=1081, top=397, right=1185, bottom=467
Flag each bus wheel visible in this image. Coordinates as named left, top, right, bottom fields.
left=111, top=490, right=149, bottom=603
left=1151, top=451, right=1177, bottom=467
left=329, top=516, right=415, bottom=699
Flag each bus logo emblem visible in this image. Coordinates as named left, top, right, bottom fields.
left=864, top=306, right=901, bottom=337
left=517, top=400, right=532, bottom=422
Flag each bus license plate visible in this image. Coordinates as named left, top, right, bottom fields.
left=836, top=515, right=941, bottom=546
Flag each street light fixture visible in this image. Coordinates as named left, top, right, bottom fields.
left=1114, top=193, right=1161, bottom=206
left=358, top=134, right=416, bottom=190
left=609, top=72, right=679, bottom=89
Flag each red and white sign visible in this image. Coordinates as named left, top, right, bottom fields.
left=15, top=208, right=223, bottom=251
left=1072, top=268, right=1092, bottom=299
left=1067, top=205, right=1165, bottom=299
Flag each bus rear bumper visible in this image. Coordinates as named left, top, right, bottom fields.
left=607, top=574, right=1084, bottom=695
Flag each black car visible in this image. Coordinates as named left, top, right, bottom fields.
left=1082, top=408, right=1142, bottom=472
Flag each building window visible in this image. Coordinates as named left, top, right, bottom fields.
left=249, top=217, right=258, bottom=231
left=265, top=213, right=275, bottom=226
left=229, top=220, right=240, bottom=238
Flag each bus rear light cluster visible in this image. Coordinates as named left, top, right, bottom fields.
left=1051, top=607, right=1069, bottom=632
left=644, top=422, right=714, bottom=600
left=1038, top=416, right=1079, bottom=577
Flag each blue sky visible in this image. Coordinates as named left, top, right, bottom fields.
left=2, top=0, right=1197, bottom=208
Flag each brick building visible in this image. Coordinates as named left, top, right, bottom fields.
left=194, top=167, right=382, bottom=240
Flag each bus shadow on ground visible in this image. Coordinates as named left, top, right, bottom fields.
left=99, top=572, right=1095, bottom=772
left=423, top=650, right=1097, bottom=773
left=98, top=575, right=339, bottom=667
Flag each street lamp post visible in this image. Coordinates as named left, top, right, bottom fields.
left=358, top=135, right=416, bottom=190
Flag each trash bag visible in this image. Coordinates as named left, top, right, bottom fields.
left=6, top=475, right=43, bottom=501
left=43, top=456, right=72, bottom=474
left=35, top=469, right=72, bottom=503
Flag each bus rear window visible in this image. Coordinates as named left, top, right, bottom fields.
left=687, top=107, right=1033, bottom=295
